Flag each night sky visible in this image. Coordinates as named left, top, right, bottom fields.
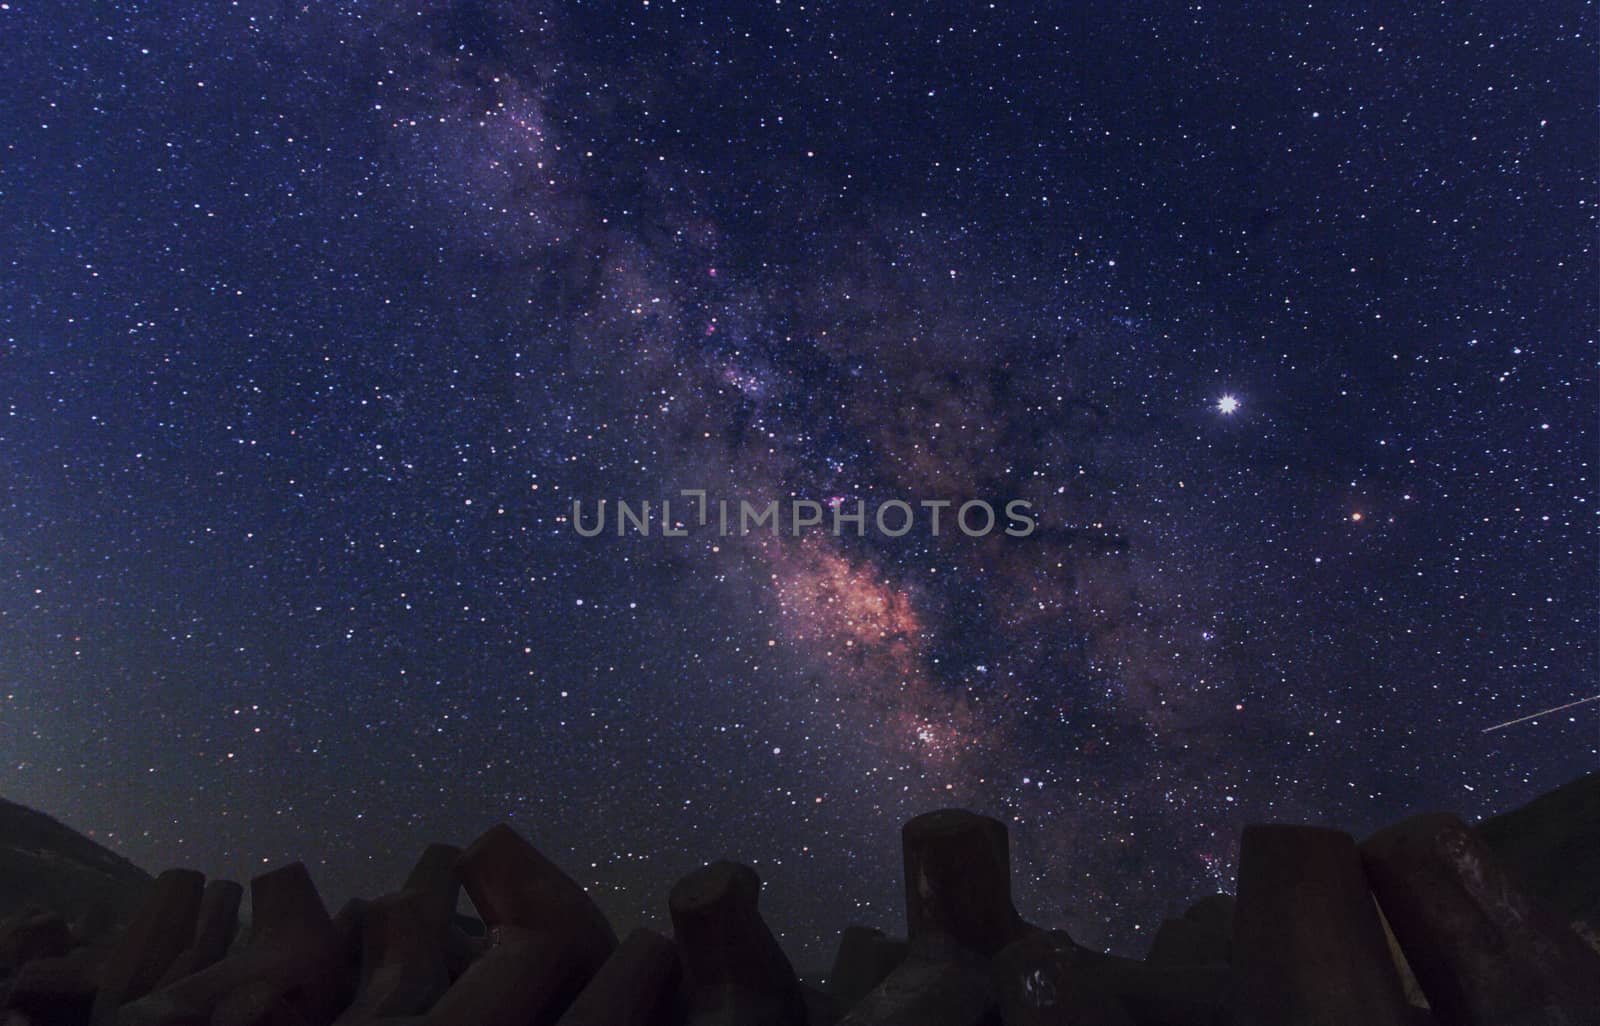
left=2, top=2, right=1596, bottom=966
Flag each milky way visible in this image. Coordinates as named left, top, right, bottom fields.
left=0, top=1, right=1594, bottom=964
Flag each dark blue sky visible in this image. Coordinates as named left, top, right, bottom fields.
left=1, top=1, right=1594, bottom=963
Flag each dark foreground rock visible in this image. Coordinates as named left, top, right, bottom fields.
left=89, top=867, right=204, bottom=1024
left=992, top=933, right=1133, bottom=1026
left=554, top=927, right=680, bottom=1026
left=1363, top=811, right=1600, bottom=1025
left=331, top=889, right=450, bottom=1025
left=6, top=943, right=108, bottom=1025
left=114, top=862, right=346, bottom=1026
left=0, top=913, right=73, bottom=976
left=418, top=926, right=578, bottom=1026
left=835, top=810, right=1045, bottom=1026
left=154, top=879, right=241, bottom=989
left=455, top=824, right=616, bottom=986
left=836, top=952, right=994, bottom=1026
left=901, top=810, right=1032, bottom=959
left=1145, top=894, right=1233, bottom=969
left=1476, top=769, right=1600, bottom=948
left=0, top=801, right=151, bottom=932
left=826, top=926, right=906, bottom=1013
left=1083, top=957, right=1230, bottom=1026
left=669, top=860, right=805, bottom=1026
left=1, top=772, right=1596, bottom=1026
left=1230, top=824, right=1412, bottom=1026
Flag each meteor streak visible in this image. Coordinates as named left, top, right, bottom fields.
left=1481, top=694, right=1600, bottom=733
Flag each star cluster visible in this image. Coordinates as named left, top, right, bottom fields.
left=0, top=1, right=1594, bottom=964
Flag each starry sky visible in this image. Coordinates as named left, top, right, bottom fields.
left=1, top=1, right=1595, bottom=966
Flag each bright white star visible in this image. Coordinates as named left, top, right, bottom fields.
left=1217, top=395, right=1240, bottom=415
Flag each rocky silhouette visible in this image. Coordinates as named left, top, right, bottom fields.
left=1478, top=769, right=1600, bottom=951
left=0, top=800, right=150, bottom=935
left=1, top=772, right=1597, bottom=1026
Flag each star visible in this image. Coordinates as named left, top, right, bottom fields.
left=1217, top=395, right=1240, bottom=415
